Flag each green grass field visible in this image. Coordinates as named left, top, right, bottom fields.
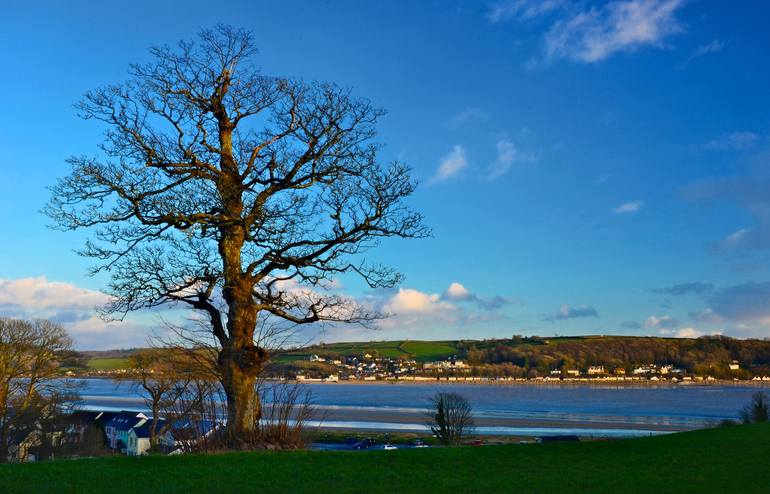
left=280, top=340, right=458, bottom=363
left=87, top=357, right=131, bottom=370
left=2, top=424, right=769, bottom=493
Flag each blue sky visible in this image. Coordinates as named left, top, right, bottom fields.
left=2, top=0, right=770, bottom=349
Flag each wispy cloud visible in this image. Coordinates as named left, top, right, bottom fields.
left=678, top=39, right=725, bottom=68
left=620, top=320, right=642, bottom=329
left=659, top=327, right=703, bottom=338
left=446, top=107, right=489, bottom=129
left=645, top=314, right=678, bottom=329
left=430, top=145, right=468, bottom=183
left=542, top=304, right=599, bottom=322
left=682, top=175, right=770, bottom=254
left=612, top=201, right=643, bottom=214
left=703, top=131, right=759, bottom=151
left=545, top=0, right=685, bottom=64
left=492, top=0, right=687, bottom=65
left=487, top=0, right=565, bottom=23
left=441, top=282, right=514, bottom=311
left=652, top=282, right=714, bottom=296
left=483, top=138, right=536, bottom=180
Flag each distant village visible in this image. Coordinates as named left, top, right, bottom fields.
left=288, top=353, right=770, bottom=383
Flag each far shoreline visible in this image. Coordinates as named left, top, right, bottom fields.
left=75, top=374, right=770, bottom=387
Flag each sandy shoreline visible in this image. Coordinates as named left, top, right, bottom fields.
left=290, top=378, right=770, bottom=388
left=313, top=407, right=692, bottom=433
left=79, top=375, right=770, bottom=387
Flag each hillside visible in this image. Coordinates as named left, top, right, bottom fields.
left=2, top=424, right=769, bottom=493
left=76, top=335, right=770, bottom=379
left=275, top=339, right=458, bottom=363
left=274, top=335, right=770, bottom=378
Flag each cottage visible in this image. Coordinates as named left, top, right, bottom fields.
left=587, top=366, right=605, bottom=375
left=729, top=361, right=740, bottom=371
left=127, top=419, right=166, bottom=456
left=104, top=411, right=147, bottom=452
left=632, top=365, right=656, bottom=375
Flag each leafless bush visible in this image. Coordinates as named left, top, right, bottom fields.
left=255, top=381, right=320, bottom=448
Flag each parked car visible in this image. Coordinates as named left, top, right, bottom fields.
left=413, top=439, right=428, bottom=448
left=382, top=444, right=398, bottom=450
left=352, top=438, right=377, bottom=450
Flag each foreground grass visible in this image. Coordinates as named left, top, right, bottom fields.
left=2, top=424, right=769, bottom=493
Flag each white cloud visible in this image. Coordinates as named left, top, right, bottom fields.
left=383, top=288, right=455, bottom=315
left=658, top=326, right=708, bottom=338
left=544, top=0, right=685, bottom=64
left=444, top=282, right=473, bottom=301
left=0, top=276, right=109, bottom=310
left=430, top=145, right=468, bottom=183
left=0, top=277, right=162, bottom=350
left=613, top=201, right=643, bottom=214
left=674, top=327, right=702, bottom=338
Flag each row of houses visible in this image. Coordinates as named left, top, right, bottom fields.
left=101, top=410, right=218, bottom=456
left=306, top=354, right=468, bottom=379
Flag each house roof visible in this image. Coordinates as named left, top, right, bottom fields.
left=131, top=419, right=167, bottom=439
left=168, top=418, right=219, bottom=440
left=104, top=411, right=146, bottom=430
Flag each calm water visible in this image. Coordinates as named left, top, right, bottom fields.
left=76, top=379, right=762, bottom=437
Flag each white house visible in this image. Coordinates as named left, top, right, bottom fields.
left=104, top=411, right=147, bottom=452
left=127, top=419, right=167, bottom=456
left=587, top=366, right=605, bottom=375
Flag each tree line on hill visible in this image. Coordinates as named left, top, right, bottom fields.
left=456, top=335, right=770, bottom=379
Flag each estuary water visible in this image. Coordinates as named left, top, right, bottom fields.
left=76, top=378, right=762, bottom=437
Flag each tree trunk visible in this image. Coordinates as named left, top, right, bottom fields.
left=220, top=343, right=266, bottom=445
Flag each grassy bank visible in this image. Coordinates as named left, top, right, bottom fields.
left=2, top=424, right=769, bottom=493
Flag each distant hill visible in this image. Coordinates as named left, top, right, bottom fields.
left=276, top=334, right=770, bottom=379
left=78, top=335, right=770, bottom=378
left=275, top=340, right=459, bottom=363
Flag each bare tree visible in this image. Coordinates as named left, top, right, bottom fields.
left=426, top=392, right=475, bottom=446
left=46, top=24, right=427, bottom=444
left=740, top=391, right=769, bottom=424
left=117, top=349, right=197, bottom=452
left=0, top=319, right=78, bottom=462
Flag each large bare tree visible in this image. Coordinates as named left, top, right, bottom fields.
left=46, top=24, right=427, bottom=444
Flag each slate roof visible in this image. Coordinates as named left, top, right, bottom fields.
left=104, top=411, right=146, bottom=431
left=131, top=419, right=167, bottom=439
